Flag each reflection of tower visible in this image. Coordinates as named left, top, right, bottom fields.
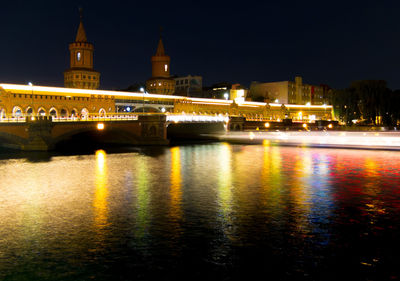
left=64, top=10, right=100, bottom=89
left=145, top=30, right=175, bottom=95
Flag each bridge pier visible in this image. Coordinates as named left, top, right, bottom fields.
left=138, top=114, right=169, bottom=145
left=228, top=116, right=245, bottom=131
left=23, top=116, right=54, bottom=151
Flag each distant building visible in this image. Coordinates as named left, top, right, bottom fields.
left=202, top=82, right=232, bottom=99
left=174, top=75, right=202, bottom=96
left=250, top=76, right=329, bottom=105
left=64, top=12, right=100, bottom=89
left=230, top=84, right=248, bottom=102
left=145, top=36, right=175, bottom=95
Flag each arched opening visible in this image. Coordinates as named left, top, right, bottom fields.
left=71, top=109, right=77, bottom=117
left=49, top=107, right=58, bottom=117
left=12, top=106, right=23, bottom=117
left=26, top=107, right=34, bottom=116
left=38, top=108, right=46, bottom=116
left=99, top=108, right=106, bottom=117
left=60, top=108, right=68, bottom=117
left=81, top=108, right=89, bottom=118
left=0, top=108, right=6, bottom=118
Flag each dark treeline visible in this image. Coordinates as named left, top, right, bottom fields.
left=330, top=80, right=400, bottom=126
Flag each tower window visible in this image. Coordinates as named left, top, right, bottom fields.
left=77, top=52, right=81, bottom=61
left=164, top=64, right=168, bottom=72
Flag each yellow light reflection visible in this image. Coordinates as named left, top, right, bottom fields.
left=291, top=150, right=312, bottom=233
left=170, top=147, right=182, bottom=221
left=217, top=143, right=234, bottom=239
left=363, top=158, right=385, bottom=218
left=261, top=145, right=283, bottom=210
left=93, top=150, right=109, bottom=230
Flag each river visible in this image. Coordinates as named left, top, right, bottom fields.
left=0, top=143, right=399, bottom=280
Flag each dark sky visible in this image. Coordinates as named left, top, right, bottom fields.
left=1, top=0, right=399, bottom=90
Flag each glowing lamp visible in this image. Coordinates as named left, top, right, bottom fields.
left=97, top=123, right=105, bottom=130
left=265, top=122, right=270, bottom=128
left=302, top=123, right=307, bottom=128
left=328, top=124, right=333, bottom=129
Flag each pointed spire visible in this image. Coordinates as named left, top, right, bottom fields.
left=155, top=38, right=165, bottom=56
left=75, top=8, right=87, bottom=42
left=154, top=26, right=166, bottom=56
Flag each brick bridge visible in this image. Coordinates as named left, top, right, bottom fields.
left=0, top=114, right=244, bottom=151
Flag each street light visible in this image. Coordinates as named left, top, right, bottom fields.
left=224, top=93, right=229, bottom=100
left=140, top=87, right=145, bottom=113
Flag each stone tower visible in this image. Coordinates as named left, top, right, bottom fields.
left=64, top=11, right=100, bottom=89
left=145, top=33, right=175, bottom=95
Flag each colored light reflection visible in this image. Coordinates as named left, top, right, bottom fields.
left=135, top=158, right=150, bottom=239
left=170, top=147, right=182, bottom=221
left=93, top=150, right=109, bottom=231
left=261, top=144, right=283, bottom=211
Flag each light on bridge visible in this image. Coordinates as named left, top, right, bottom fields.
left=264, top=122, right=270, bottom=128
left=97, top=123, right=105, bottom=130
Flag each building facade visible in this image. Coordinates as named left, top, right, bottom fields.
left=64, top=14, right=100, bottom=89
left=250, top=76, right=328, bottom=105
left=174, top=75, right=202, bottom=96
left=145, top=37, right=175, bottom=95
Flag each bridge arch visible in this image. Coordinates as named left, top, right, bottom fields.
left=12, top=106, right=23, bottom=117
left=49, top=107, right=58, bottom=117
left=60, top=108, right=68, bottom=117
left=0, top=131, right=27, bottom=149
left=37, top=107, right=46, bottom=116
left=52, top=125, right=143, bottom=148
left=25, top=106, right=34, bottom=116
left=81, top=108, right=89, bottom=118
left=99, top=108, right=106, bottom=117
left=132, top=106, right=162, bottom=113
left=0, top=108, right=6, bottom=118
left=71, top=108, right=78, bottom=117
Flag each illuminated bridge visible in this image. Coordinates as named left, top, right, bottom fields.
left=0, top=83, right=334, bottom=150
left=0, top=113, right=237, bottom=151
left=0, top=83, right=333, bottom=121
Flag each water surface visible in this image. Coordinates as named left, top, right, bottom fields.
left=0, top=144, right=399, bottom=280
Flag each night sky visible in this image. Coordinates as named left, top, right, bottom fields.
left=1, top=0, right=399, bottom=90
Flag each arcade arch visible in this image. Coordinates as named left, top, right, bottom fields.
left=49, top=107, right=58, bottom=117
left=12, top=106, right=23, bottom=117
left=38, top=107, right=46, bottom=116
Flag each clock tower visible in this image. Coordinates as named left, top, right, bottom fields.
left=64, top=11, right=100, bottom=89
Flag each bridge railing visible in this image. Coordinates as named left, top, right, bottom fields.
left=51, top=114, right=139, bottom=122
left=0, top=116, right=27, bottom=123
left=0, top=113, right=231, bottom=123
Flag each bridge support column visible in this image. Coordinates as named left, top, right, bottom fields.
left=138, top=115, right=169, bottom=145
left=22, top=116, right=54, bottom=151
left=228, top=116, right=245, bottom=131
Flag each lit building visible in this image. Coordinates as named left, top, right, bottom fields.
left=250, top=76, right=328, bottom=105
left=145, top=36, right=175, bottom=95
left=64, top=12, right=100, bottom=89
left=174, top=75, right=202, bottom=96
left=229, top=84, right=248, bottom=102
